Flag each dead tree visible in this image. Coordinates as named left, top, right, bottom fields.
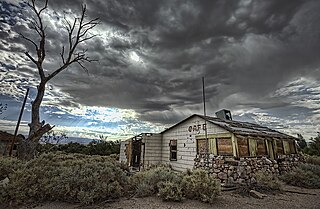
left=18, top=0, right=99, bottom=160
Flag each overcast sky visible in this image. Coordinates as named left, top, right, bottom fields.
left=0, top=0, right=319, bottom=140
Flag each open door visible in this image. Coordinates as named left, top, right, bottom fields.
left=131, top=139, right=142, bottom=168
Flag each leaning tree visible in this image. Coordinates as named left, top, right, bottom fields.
left=18, top=0, right=99, bottom=160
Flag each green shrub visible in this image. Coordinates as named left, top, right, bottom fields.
left=255, top=172, right=282, bottom=192
left=130, top=165, right=182, bottom=197
left=1, top=153, right=129, bottom=204
left=280, top=163, right=320, bottom=189
left=0, top=156, right=23, bottom=180
left=158, top=181, right=183, bottom=202
left=181, top=169, right=220, bottom=203
left=305, top=155, right=320, bottom=166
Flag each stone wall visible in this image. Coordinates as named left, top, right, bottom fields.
left=194, top=154, right=303, bottom=185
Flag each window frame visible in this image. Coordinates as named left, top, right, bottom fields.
left=170, top=140, right=177, bottom=161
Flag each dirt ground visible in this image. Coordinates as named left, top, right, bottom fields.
left=3, top=185, right=320, bottom=209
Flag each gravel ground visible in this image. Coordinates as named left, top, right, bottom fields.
left=2, top=185, right=320, bottom=209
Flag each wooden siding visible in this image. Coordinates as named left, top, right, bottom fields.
left=161, top=116, right=229, bottom=172
left=142, top=134, right=162, bottom=167
left=119, top=140, right=129, bottom=164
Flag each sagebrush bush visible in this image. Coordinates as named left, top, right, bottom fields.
left=158, top=181, right=183, bottom=202
left=181, top=169, right=221, bottom=203
left=280, top=163, right=320, bottom=188
left=255, top=172, right=282, bottom=192
left=305, top=155, right=320, bottom=166
left=130, top=165, right=182, bottom=197
left=0, top=156, right=23, bottom=180
left=0, top=152, right=129, bottom=204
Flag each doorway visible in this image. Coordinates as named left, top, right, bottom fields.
left=131, top=139, right=142, bottom=168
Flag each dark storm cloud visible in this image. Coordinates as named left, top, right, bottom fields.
left=1, top=0, right=320, bottom=137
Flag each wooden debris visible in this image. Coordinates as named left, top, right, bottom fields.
left=249, top=190, right=266, bottom=199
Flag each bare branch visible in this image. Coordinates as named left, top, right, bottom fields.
left=25, top=52, right=38, bottom=65
left=20, top=33, right=39, bottom=51
left=60, top=46, right=65, bottom=64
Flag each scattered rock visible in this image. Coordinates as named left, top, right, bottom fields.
left=0, top=177, right=9, bottom=188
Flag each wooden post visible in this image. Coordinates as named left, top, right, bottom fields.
left=202, top=77, right=209, bottom=154
left=9, top=88, right=29, bottom=157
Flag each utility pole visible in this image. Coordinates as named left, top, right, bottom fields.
left=9, top=88, right=29, bottom=157
left=202, top=77, right=209, bottom=154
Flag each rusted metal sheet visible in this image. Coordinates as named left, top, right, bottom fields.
left=217, top=138, right=233, bottom=156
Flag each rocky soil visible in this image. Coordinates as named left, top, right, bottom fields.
left=2, top=185, right=319, bottom=209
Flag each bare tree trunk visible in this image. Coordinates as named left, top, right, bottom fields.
left=29, top=81, right=48, bottom=137
left=18, top=81, right=52, bottom=160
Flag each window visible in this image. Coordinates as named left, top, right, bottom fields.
left=217, top=138, right=233, bottom=156
left=197, top=138, right=217, bottom=155
left=248, top=138, right=257, bottom=157
left=170, top=140, right=177, bottom=161
left=276, top=140, right=284, bottom=155
left=256, top=139, right=267, bottom=156
left=283, top=140, right=290, bottom=154
left=289, top=140, right=296, bottom=154
left=197, top=139, right=207, bottom=154
left=237, top=138, right=249, bottom=157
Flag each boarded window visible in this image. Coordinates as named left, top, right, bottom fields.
left=257, top=139, right=267, bottom=156
left=170, top=140, right=177, bottom=161
left=197, top=139, right=207, bottom=154
left=276, top=140, right=284, bottom=155
left=217, top=138, right=233, bottom=156
left=289, top=140, right=296, bottom=154
left=237, top=138, right=249, bottom=157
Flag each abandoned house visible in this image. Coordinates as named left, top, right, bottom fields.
left=120, top=110, right=299, bottom=183
left=0, top=131, right=22, bottom=156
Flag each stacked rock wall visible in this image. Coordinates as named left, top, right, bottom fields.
left=194, top=154, right=303, bottom=185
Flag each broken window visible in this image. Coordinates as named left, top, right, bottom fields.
left=237, top=138, right=249, bottom=157
left=170, top=140, right=177, bottom=161
left=256, top=139, right=267, bottom=156
left=217, top=138, right=233, bottom=156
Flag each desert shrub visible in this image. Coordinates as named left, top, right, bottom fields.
left=37, top=140, right=120, bottom=156
left=1, top=153, right=129, bottom=204
left=181, top=169, right=220, bottom=203
left=0, top=156, right=23, bottom=180
left=158, top=181, right=183, bottom=202
left=130, top=165, right=182, bottom=197
left=255, top=172, right=282, bottom=192
left=305, top=155, right=320, bottom=166
left=280, top=163, right=320, bottom=188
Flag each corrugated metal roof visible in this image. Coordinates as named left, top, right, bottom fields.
left=198, top=115, right=296, bottom=140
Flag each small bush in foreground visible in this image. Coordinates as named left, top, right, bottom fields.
left=255, top=172, right=282, bottom=192
left=181, top=169, right=221, bottom=203
left=280, top=163, right=320, bottom=189
left=130, top=166, right=182, bottom=197
left=158, top=181, right=183, bottom=202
